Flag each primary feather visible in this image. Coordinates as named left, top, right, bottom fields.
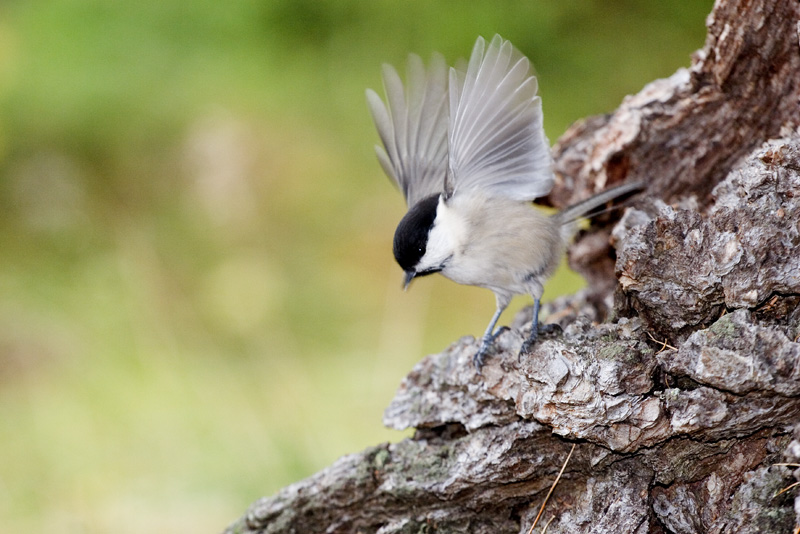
left=367, top=35, right=552, bottom=207
left=447, top=35, right=553, bottom=201
left=366, top=53, right=449, bottom=207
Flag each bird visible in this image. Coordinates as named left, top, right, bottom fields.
left=366, top=35, right=642, bottom=372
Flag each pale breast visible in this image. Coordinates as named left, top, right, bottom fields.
left=440, top=194, right=562, bottom=296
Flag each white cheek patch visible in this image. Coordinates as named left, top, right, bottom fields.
left=416, top=198, right=467, bottom=271
left=419, top=225, right=451, bottom=270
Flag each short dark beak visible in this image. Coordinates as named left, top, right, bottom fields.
left=403, top=270, right=416, bottom=290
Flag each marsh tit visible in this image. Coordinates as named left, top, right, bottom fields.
left=367, top=35, right=642, bottom=371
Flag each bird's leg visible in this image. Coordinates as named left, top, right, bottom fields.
left=473, top=301, right=508, bottom=373
left=519, top=298, right=541, bottom=360
left=519, top=298, right=562, bottom=360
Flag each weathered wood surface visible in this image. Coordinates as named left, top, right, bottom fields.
left=224, top=0, right=800, bottom=532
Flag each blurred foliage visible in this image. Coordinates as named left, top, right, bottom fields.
left=0, top=1, right=711, bottom=532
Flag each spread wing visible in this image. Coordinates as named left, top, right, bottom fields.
left=446, top=35, right=553, bottom=201
left=366, top=53, right=449, bottom=207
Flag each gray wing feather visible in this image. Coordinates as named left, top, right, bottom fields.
left=447, top=35, right=553, bottom=201
left=366, top=53, right=449, bottom=207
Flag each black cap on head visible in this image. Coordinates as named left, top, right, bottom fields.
left=393, top=194, right=440, bottom=273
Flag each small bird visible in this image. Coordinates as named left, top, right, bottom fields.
left=367, top=35, right=641, bottom=371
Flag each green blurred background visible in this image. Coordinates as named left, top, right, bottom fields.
left=0, top=1, right=710, bottom=532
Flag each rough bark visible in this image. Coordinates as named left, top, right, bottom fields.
left=551, top=0, right=800, bottom=309
left=224, top=1, right=800, bottom=532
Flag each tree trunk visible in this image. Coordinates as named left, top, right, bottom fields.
left=224, top=0, right=800, bottom=532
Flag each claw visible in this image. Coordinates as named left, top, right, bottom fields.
left=472, top=348, right=487, bottom=373
left=473, top=334, right=495, bottom=373
left=472, top=338, right=491, bottom=374
left=518, top=331, right=538, bottom=362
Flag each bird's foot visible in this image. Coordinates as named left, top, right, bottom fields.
left=472, top=341, right=491, bottom=374
left=473, top=326, right=511, bottom=373
left=518, top=333, right=537, bottom=362
left=490, top=326, right=510, bottom=342
left=539, top=322, right=562, bottom=337
left=518, top=323, right=562, bottom=361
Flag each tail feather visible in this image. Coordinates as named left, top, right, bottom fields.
left=553, top=181, right=644, bottom=224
